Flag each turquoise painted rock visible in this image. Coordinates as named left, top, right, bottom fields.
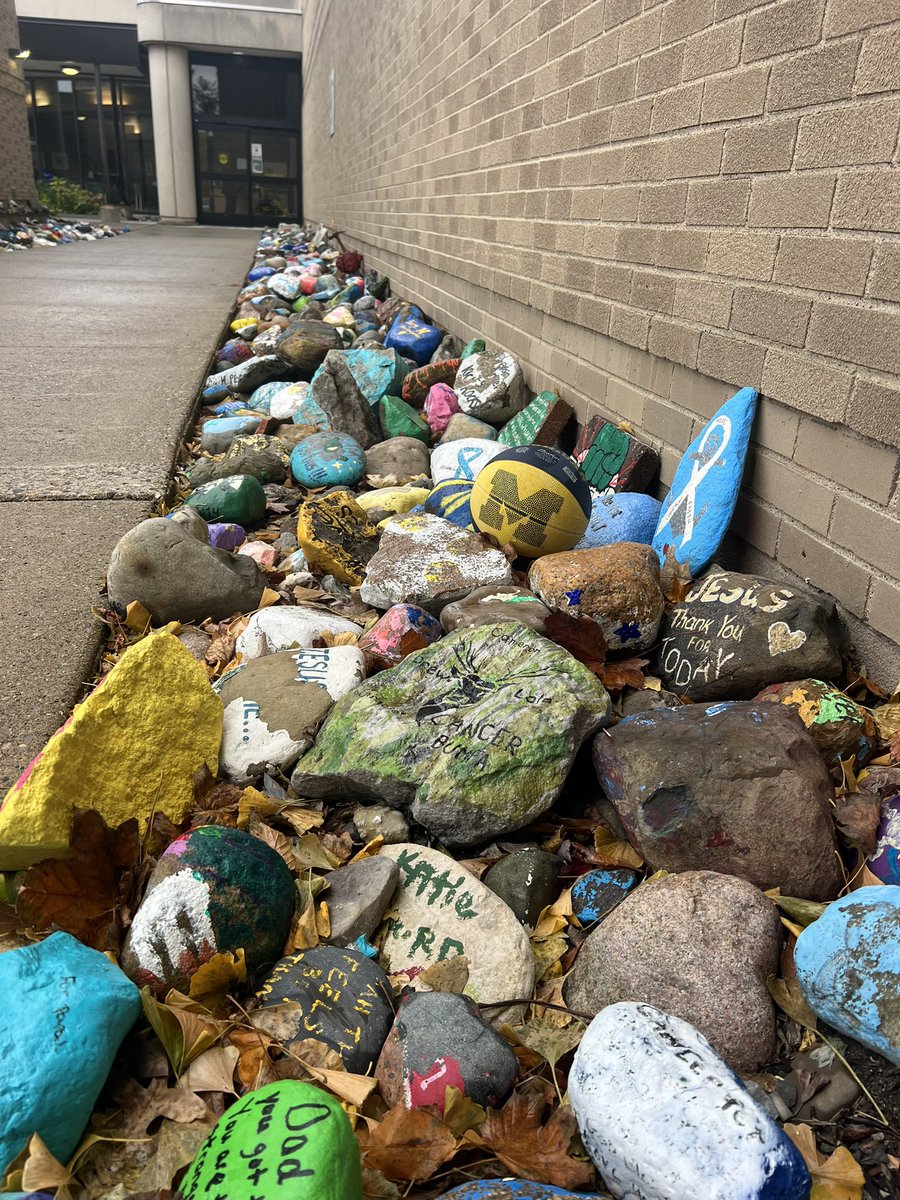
left=380, top=394, right=431, bottom=442
left=180, top=1080, right=362, bottom=1200
left=424, top=479, right=475, bottom=529
left=201, top=415, right=262, bottom=454
left=575, top=491, right=663, bottom=550
left=795, top=886, right=900, bottom=1065
left=461, top=337, right=485, bottom=358
left=653, top=386, right=757, bottom=575
left=344, top=346, right=409, bottom=406
left=571, top=868, right=640, bottom=926
left=0, top=932, right=140, bottom=1172
left=186, top=474, right=267, bottom=525
left=120, top=826, right=295, bottom=996
left=290, top=431, right=365, bottom=488
left=384, top=314, right=443, bottom=365
left=291, top=388, right=332, bottom=430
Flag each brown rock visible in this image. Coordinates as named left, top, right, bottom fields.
left=274, top=423, right=320, bottom=450
left=275, top=321, right=342, bottom=373
left=440, top=584, right=551, bottom=634
left=365, top=436, right=431, bottom=483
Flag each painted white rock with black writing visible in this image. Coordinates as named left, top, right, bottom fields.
left=569, top=1002, right=811, bottom=1200
left=656, top=569, right=844, bottom=700
left=430, top=438, right=502, bottom=485
left=454, top=351, right=527, bottom=421
left=376, top=844, right=535, bottom=1019
left=235, top=605, right=363, bottom=660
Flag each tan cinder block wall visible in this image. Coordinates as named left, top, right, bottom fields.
left=302, top=0, right=900, bottom=684
left=0, top=0, right=36, bottom=205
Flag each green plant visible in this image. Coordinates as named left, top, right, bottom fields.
left=36, top=176, right=103, bottom=215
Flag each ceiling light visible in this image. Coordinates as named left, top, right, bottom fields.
left=77, top=114, right=87, bottom=121
left=11, top=48, right=31, bottom=60
left=61, top=63, right=80, bottom=76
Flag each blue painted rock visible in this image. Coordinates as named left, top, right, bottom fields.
left=267, top=271, right=303, bottom=301
left=571, top=868, right=640, bottom=926
left=253, top=945, right=394, bottom=1072
left=186, top=474, right=267, bottom=525
left=653, top=386, right=757, bottom=575
left=384, top=314, right=443, bottom=365
left=247, top=379, right=301, bottom=415
left=424, top=479, right=475, bottom=528
left=455, top=350, right=527, bottom=421
left=575, top=418, right=660, bottom=493
left=357, top=603, right=443, bottom=670
left=290, top=431, right=365, bottom=488
left=247, top=264, right=275, bottom=281
left=217, top=336, right=254, bottom=365
left=210, top=399, right=256, bottom=418
left=0, top=932, right=140, bottom=1173
left=795, top=886, right=900, bottom=1065
left=207, top=521, right=246, bottom=551
left=376, top=990, right=518, bottom=1111
left=438, top=1187, right=600, bottom=1199
left=869, top=794, right=900, bottom=883
left=180, top=1080, right=363, bottom=1200
left=202, top=354, right=283, bottom=400
left=291, top=388, right=332, bottom=430
left=497, top=391, right=574, bottom=448
left=343, top=346, right=409, bottom=405
left=120, top=825, right=295, bottom=996
left=569, top=1002, right=811, bottom=1200
left=439, top=412, right=498, bottom=442
left=575, top=492, right=662, bottom=550
left=270, top=382, right=312, bottom=421
left=200, top=415, right=262, bottom=454
left=431, top=438, right=502, bottom=485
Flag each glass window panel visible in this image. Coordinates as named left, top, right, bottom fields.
left=197, top=127, right=248, bottom=176
left=201, top=178, right=250, bottom=218
left=251, top=182, right=297, bottom=221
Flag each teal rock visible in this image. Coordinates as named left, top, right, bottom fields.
left=571, top=868, right=639, bottom=926
left=290, top=431, right=365, bottom=488
left=344, top=346, right=409, bottom=406
left=200, top=415, right=262, bottom=454
left=0, top=932, right=140, bottom=1172
left=180, top=1080, right=363, bottom=1200
left=795, top=886, right=900, bottom=1065
left=291, top=389, right=332, bottom=430
left=186, top=474, right=267, bottom=525
left=461, top=337, right=486, bottom=358
left=309, top=351, right=383, bottom=448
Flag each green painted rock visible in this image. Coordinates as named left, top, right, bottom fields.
left=497, top=391, right=574, bottom=448
left=379, top=394, right=431, bottom=442
left=180, top=1080, right=362, bottom=1200
left=291, top=622, right=612, bottom=845
left=186, top=474, right=267, bottom=525
left=462, top=337, right=486, bottom=358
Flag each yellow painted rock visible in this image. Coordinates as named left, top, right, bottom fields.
left=0, top=633, right=222, bottom=870
left=297, top=490, right=380, bottom=586
left=356, top=485, right=430, bottom=524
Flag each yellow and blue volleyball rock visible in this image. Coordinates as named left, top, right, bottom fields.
left=471, top=445, right=591, bottom=557
left=424, top=478, right=476, bottom=529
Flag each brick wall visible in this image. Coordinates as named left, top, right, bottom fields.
left=0, top=0, right=36, bottom=205
left=302, top=0, right=900, bottom=684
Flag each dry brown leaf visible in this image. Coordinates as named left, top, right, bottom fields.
left=593, top=823, right=643, bottom=870
left=784, top=1123, right=865, bottom=1200
left=442, top=1086, right=487, bottom=1136
left=598, top=656, right=650, bottom=693
left=361, top=1166, right=402, bottom=1198
left=872, top=702, right=900, bottom=743
left=294, top=832, right=343, bottom=870
left=237, top=786, right=282, bottom=829
left=106, top=1075, right=211, bottom=1137
left=228, top=1026, right=277, bottom=1090
left=476, top=1091, right=595, bottom=1190
left=247, top=814, right=298, bottom=871
left=543, top=611, right=608, bottom=675
left=188, top=949, right=247, bottom=1001
left=0, top=902, right=33, bottom=955
left=141, top=987, right=230, bottom=1075
left=319, top=630, right=361, bottom=647
left=358, top=1103, right=458, bottom=1182
left=18, top=1133, right=70, bottom=1191
left=280, top=805, right=326, bottom=836
left=124, top=601, right=152, bottom=633
left=418, top=955, right=469, bottom=993
left=289, top=890, right=321, bottom=951
left=531, top=932, right=569, bottom=982
left=768, top=974, right=817, bottom=1031
left=180, top=1044, right=239, bottom=1094
left=833, top=791, right=883, bottom=855
left=349, top=834, right=385, bottom=862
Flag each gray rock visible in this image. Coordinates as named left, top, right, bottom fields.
left=440, top=585, right=550, bottom=634
left=619, top=684, right=681, bottom=716
left=309, top=350, right=382, bottom=447
left=564, top=871, right=782, bottom=1071
left=365, top=436, right=431, bottom=482
left=275, top=321, right=343, bottom=373
left=454, top=350, right=527, bottom=421
left=483, top=850, right=561, bottom=928
left=353, top=804, right=410, bottom=845
left=200, top=434, right=291, bottom=485
left=169, top=507, right=208, bottom=543
left=323, top=857, right=400, bottom=946
left=107, top=517, right=265, bottom=624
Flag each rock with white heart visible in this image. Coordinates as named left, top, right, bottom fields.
left=593, top=700, right=843, bottom=899
left=568, top=1003, right=811, bottom=1200
left=236, top=605, right=363, bottom=659
left=655, top=569, right=845, bottom=701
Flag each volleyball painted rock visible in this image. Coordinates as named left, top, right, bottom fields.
left=424, top=478, right=476, bottom=528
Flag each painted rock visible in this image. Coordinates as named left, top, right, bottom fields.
left=200, top=415, right=262, bottom=454
left=384, top=313, right=443, bottom=365
left=497, top=391, right=574, bottom=448
left=574, top=418, right=660, bottom=493
left=565, top=872, right=782, bottom=1070
left=121, top=825, right=295, bottom=996
left=358, top=603, right=443, bottom=670
left=575, top=491, right=662, bottom=550
left=795, top=886, right=900, bottom=1065
left=296, top=491, right=380, bottom=585
left=483, top=849, right=561, bottom=928
left=290, top=388, right=332, bottom=430
left=571, top=868, right=639, bottom=926
left=252, top=946, right=394, bottom=1072
left=424, top=382, right=461, bottom=434
left=365, top=436, right=431, bottom=483
left=203, top=354, right=283, bottom=399
left=217, top=336, right=255, bottom=365
left=380, top=394, right=431, bottom=442
left=248, top=264, right=275, bottom=281
left=321, top=857, right=400, bottom=946
left=290, top=431, right=366, bottom=488
left=236, top=605, right=362, bottom=660
left=186, top=474, right=267, bottom=525
left=343, top=346, right=409, bottom=406
left=207, top=521, right=246, bottom=551
left=440, top=584, right=550, bottom=634
left=402, top=358, right=461, bottom=405
left=268, top=271, right=303, bottom=301
left=359, top=514, right=513, bottom=614
left=424, top=478, right=475, bottom=528
left=276, top=321, right=343, bottom=372
left=207, top=434, right=291, bottom=485
left=656, top=569, right=845, bottom=701
left=0, top=933, right=141, bottom=1173
left=309, top=350, right=383, bottom=447
left=376, top=844, right=535, bottom=1015
left=217, top=647, right=365, bottom=782
left=754, top=678, right=875, bottom=765
left=439, top=412, right=499, bottom=442
left=180, top=1080, right=363, bottom=1200
left=461, top=337, right=486, bottom=358
left=376, top=990, right=518, bottom=1112
left=238, top=540, right=278, bottom=567
left=593, top=701, right=843, bottom=899
left=249, top=380, right=308, bottom=421
left=653, top=386, right=757, bottom=575
left=868, top=794, right=900, bottom=883
left=0, top=633, right=222, bottom=869
left=291, top=622, right=611, bottom=845
left=569, top=1003, right=811, bottom=1200
left=437, top=1186, right=596, bottom=1199
left=430, top=438, right=502, bottom=485
left=454, top=351, right=527, bottom=421
left=356, top=485, right=432, bottom=525
left=529, top=543, right=665, bottom=652
left=322, top=304, right=354, bottom=328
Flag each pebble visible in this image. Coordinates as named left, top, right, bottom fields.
left=483, top=849, right=561, bottom=928
left=200, top=414, right=262, bottom=453
left=186, top=473, right=267, bottom=525
left=358, top=603, right=444, bottom=670
left=290, top=430, right=366, bottom=488
left=121, top=825, right=295, bottom=996
left=439, top=584, right=551, bottom=634
left=571, top=868, right=640, bottom=926
left=755, top=677, right=876, bottom=765
left=575, top=491, right=662, bottom=550
left=454, top=350, right=527, bottom=421
left=365, top=435, right=431, bottom=482
left=275, top=320, right=343, bottom=371
left=424, top=382, right=461, bottom=434
left=594, top=700, right=842, bottom=899
left=0, top=933, right=141, bottom=1174
left=574, top=417, right=660, bottom=493
left=376, top=990, right=518, bottom=1111
left=296, top=490, right=380, bottom=585
left=569, top=1003, right=811, bottom=1200
left=564, top=871, right=782, bottom=1071
left=253, top=946, right=395, bottom=1073
left=322, top=857, right=400, bottom=946
left=353, top=803, right=410, bottom=845
left=431, top=437, right=502, bottom=485
left=179, top=1080, right=363, bottom=1200
left=236, top=605, right=362, bottom=659
left=497, top=391, right=574, bottom=448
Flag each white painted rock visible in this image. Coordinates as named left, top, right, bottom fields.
left=569, top=1003, right=812, bottom=1200
left=270, top=380, right=311, bottom=420
left=376, top=843, right=534, bottom=1021
left=454, top=351, right=527, bottom=421
left=235, top=605, right=363, bottom=660
left=430, top=438, right=502, bottom=485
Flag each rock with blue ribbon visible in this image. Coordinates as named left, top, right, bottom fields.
left=430, top=438, right=502, bottom=485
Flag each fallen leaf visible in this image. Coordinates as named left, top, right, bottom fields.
left=361, top=1166, right=402, bottom=1197
left=180, top=1044, right=239, bottom=1094
left=289, top=890, right=320, bottom=951
left=124, top=601, right=152, bottom=633
left=785, top=1123, right=865, bottom=1200
left=442, top=1086, right=487, bottom=1136
left=228, top=1026, right=277, bottom=1090
left=890, top=728, right=900, bottom=764
left=661, top=548, right=693, bottom=603
left=247, top=814, right=298, bottom=871
left=833, top=792, right=883, bottom=855
left=293, top=832, right=343, bottom=870
left=358, top=1103, right=458, bottom=1182
left=598, top=656, right=649, bottom=693
left=531, top=931, right=569, bottom=982
left=514, top=1018, right=585, bottom=1073
left=106, top=1075, right=210, bottom=1136
left=872, top=702, right=900, bottom=743
left=543, top=611, right=608, bottom=675
left=237, top=786, right=282, bottom=828
left=188, top=949, right=247, bottom=1002
left=768, top=974, right=817, bottom=1031
left=0, top=901, right=32, bottom=955
left=476, top=1090, right=594, bottom=1190
left=593, top=823, right=643, bottom=870
left=19, top=1133, right=70, bottom=1191
left=141, top=987, right=229, bottom=1075
left=418, top=955, right=469, bottom=993
left=765, top=892, right=828, bottom=928
left=280, top=804, right=326, bottom=836
left=349, top=834, right=385, bottom=862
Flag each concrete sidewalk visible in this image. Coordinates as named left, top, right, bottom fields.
left=0, top=223, right=257, bottom=790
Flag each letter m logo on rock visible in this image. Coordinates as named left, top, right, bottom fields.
left=478, top=468, right=563, bottom=549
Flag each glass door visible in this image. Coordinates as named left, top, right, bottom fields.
left=248, top=129, right=299, bottom=222
left=195, top=124, right=251, bottom=223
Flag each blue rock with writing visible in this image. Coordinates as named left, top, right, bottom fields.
left=795, top=886, right=900, bottom=1066
left=571, top=868, right=640, bottom=926
left=247, top=264, right=275, bottom=282
left=652, top=386, right=757, bottom=576
left=569, top=1002, right=811, bottom=1200
left=431, top=438, right=502, bottom=485
left=200, top=415, right=262, bottom=454
left=202, top=354, right=284, bottom=400
left=290, top=431, right=365, bottom=488
left=384, top=314, right=443, bottom=366
left=0, top=932, right=140, bottom=1173
left=576, top=492, right=662, bottom=550
left=343, top=346, right=409, bottom=407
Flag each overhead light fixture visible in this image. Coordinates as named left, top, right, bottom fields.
left=77, top=114, right=87, bottom=121
left=61, top=62, right=80, bottom=76
left=10, top=48, right=31, bottom=60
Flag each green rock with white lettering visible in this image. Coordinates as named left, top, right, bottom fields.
left=186, top=473, right=267, bottom=525
left=180, top=1080, right=362, bottom=1200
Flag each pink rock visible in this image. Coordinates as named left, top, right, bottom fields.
left=238, top=540, right=278, bottom=567
left=358, top=603, right=443, bottom=670
left=424, top=383, right=461, bottom=435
